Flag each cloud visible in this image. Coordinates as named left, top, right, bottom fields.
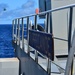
left=22, top=0, right=35, bottom=9
left=0, top=0, right=36, bottom=21
left=13, top=0, right=36, bottom=17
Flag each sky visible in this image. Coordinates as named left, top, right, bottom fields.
left=0, top=0, right=38, bottom=24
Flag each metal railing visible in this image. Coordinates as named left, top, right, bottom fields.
left=12, top=4, right=75, bottom=75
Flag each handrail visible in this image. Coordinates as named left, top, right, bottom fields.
left=53, top=37, right=68, bottom=41
left=13, top=4, right=75, bottom=20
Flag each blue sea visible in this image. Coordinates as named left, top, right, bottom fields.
left=0, top=24, right=44, bottom=58
left=0, top=24, right=15, bottom=58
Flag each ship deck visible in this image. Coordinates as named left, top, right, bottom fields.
left=12, top=38, right=75, bottom=75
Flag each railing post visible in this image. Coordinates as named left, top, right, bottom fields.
left=27, top=17, right=30, bottom=55
left=15, top=19, right=18, bottom=43
left=45, top=12, right=53, bottom=34
left=17, top=19, right=20, bottom=46
left=27, top=17, right=29, bottom=37
left=47, top=13, right=53, bottom=34
left=45, top=13, right=52, bottom=75
left=34, top=15, right=37, bottom=30
left=12, top=20, right=14, bottom=41
left=47, top=58, right=51, bottom=75
left=30, top=21, right=32, bottom=29
left=68, top=8, right=73, bottom=55
left=22, top=18, right=24, bottom=50
left=68, top=7, right=73, bottom=75
left=49, top=12, right=53, bottom=34
left=34, top=15, right=38, bottom=63
left=45, top=13, right=49, bottom=33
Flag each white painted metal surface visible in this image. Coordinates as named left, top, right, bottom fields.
left=51, top=0, right=75, bottom=53
left=0, top=58, right=19, bottom=75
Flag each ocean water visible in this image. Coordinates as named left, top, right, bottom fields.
left=0, top=24, right=44, bottom=58
left=0, top=24, right=15, bottom=58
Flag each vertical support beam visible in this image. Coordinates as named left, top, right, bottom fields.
left=68, top=7, right=73, bottom=52
left=34, top=15, right=38, bottom=63
left=34, top=15, right=37, bottom=30
left=15, top=19, right=18, bottom=43
left=49, top=12, right=53, bottom=34
left=45, top=13, right=48, bottom=33
left=45, top=0, right=53, bottom=34
left=30, top=21, right=32, bottom=29
left=68, top=7, right=73, bottom=75
left=45, top=12, right=53, bottom=34
left=12, top=20, right=14, bottom=40
left=27, top=17, right=29, bottom=39
left=22, top=18, right=24, bottom=50
left=17, top=19, right=20, bottom=46
left=27, top=17, right=30, bottom=55
left=47, top=12, right=52, bottom=75
left=47, top=58, right=51, bottom=75
left=35, top=50, right=38, bottom=63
